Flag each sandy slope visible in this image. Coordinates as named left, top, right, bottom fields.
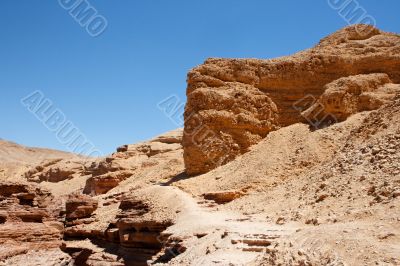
left=1, top=96, right=399, bottom=265
left=0, top=140, right=76, bottom=182
left=172, top=96, right=400, bottom=265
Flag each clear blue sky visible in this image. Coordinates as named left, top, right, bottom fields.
left=1, top=0, right=399, bottom=155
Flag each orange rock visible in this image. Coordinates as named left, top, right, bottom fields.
left=0, top=182, right=64, bottom=260
left=65, top=194, right=98, bottom=220
left=303, top=73, right=399, bottom=123
left=183, top=25, right=400, bottom=175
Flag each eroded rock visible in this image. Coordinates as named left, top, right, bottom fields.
left=183, top=25, right=400, bottom=175
left=24, top=159, right=84, bottom=183
left=65, top=194, right=98, bottom=220
left=203, top=190, right=245, bottom=204
left=303, top=73, right=400, bottom=123
left=83, top=129, right=184, bottom=195
left=0, top=182, right=64, bottom=262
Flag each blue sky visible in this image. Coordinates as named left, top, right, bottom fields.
left=1, top=0, right=399, bottom=155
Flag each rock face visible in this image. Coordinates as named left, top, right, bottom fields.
left=183, top=25, right=400, bottom=175
left=0, top=182, right=65, bottom=262
left=24, top=159, right=84, bottom=183
left=63, top=194, right=99, bottom=242
left=63, top=189, right=178, bottom=266
left=203, top=190, right=245, bottom=204
left=183, top=86, right=279, bottom=175
left=83, top=129, right=184, bottom=196
left=116, top=197, right=172, bottom=251
left=84, top=170, right=134, bottom=196
left=65, top=194, right=98, bottom=220
left=55, top=130, right=185, bottom=265
left=0, top=182, right=58, bottom=224
left=302, top=73, right=399, bottom=123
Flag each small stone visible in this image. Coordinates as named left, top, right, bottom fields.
left=392, top=190, right=400, bottom=198
left=305, top=218, right=319, bottom=226
left=372, top=147, right=381, bottom=155
left=276, top=217, right=286, bottom=225
left=378, top=233, right=395, bottom=240
left=316, top=194, right=329, bottom=203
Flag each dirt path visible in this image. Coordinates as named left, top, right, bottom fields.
left=152, top=185, right=296, bottom=265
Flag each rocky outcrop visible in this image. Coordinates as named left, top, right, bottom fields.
left=63, top=194, right=99, bottom=241
left=24, top=159, right=84, bottom=183
left=0, top=182, right=65, bottom=262
left=116, top=197, right=172, bottom=250
left=44, top=130, right=186, bottom=264
left=0, top=140, right=76, bottom=184
left=65, top=194, right=98, bottom=220
left=183, top=86, right=279, bottom=175
left=203, top=190, right=245, bottom=204
left=150, top=129, right=183, bottom=144
left=83, top=129, right=184, bottom=195
left=62, top=190, right=178, bottom=266
left=0, top=129, right=185, bottom=264
left=302, top=73, right=400, bottom=123
left=183, top=25, right=400, bottom=175
left=0, top=182, right=57, bottom=223
left=84, top=170, right=133, bottom=196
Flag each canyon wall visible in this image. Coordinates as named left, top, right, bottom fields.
left=183, top=25, right=400, bottom=175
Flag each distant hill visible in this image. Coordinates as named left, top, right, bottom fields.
left=0, top=139, right=77, bottom=181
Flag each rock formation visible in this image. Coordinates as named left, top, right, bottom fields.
left=0, top=182, right=65, bottom=264
left=24, top=159, right=84, bottom=183
left=183, top=25, right=400, bottom=175
left=1, top=25, right=400, bottom=266
left=302, top=73, right=399, bottom=123
left=83, top=129, right=184, bottom=196
left=0, top=140, right=76, bottom=182
left=65, top=194, right=98, bottom=220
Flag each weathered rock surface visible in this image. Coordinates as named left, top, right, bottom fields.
left=303, top=73, right=400, bottom=123
left=45, top=130, right=185, bottom=265
left=203, top=190, right=245, bottom=204
left=0, top=182, right=66, bottom=263
left=83, top=129, right=184, bottom=195
left=0, top=140, right=76, bottom=183
left=84, top=170, right=134, bottom=196
left=65, top=194, right=98, bottom=220
left=63, top=187, right=180, bottom=266
left=183, top=25, right=400, bottom=175
left=24, top=159, right=84, bottom=183
left=116, top=197, right=172, bottom=251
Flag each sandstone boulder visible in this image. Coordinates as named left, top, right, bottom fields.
left=151, top=128, right=183, bottom=144
left=83, top=170, right=133, bottom=196
left=203, top=190, right=245, bottom=204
